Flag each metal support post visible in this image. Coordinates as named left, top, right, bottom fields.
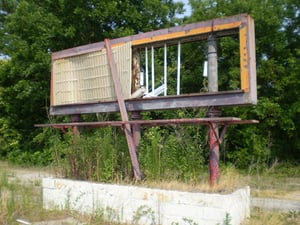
left=131, top=111, right=142, bottom=149
left=71, top=114, right=82, bottom=137
left=208, top=109, right=221, bottom=186
left=208, top=35, right=218, bottom=92
left=207, top=35, right=221, bottom=186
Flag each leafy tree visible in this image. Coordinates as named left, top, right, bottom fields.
left=0, top=3, right=59, bottom=160
left=187, top=0, right=300, bottom=166
left=1, top=0, right=299, bottom=177
left=0, top=0, right=183, bottom=162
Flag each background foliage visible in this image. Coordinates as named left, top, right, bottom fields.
left=0, top=0, right=299, bottom=181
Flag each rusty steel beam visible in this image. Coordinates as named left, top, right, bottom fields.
left=52, top=14, right=249, bottom=59
left=35, top=117, right=259, bottom=129
left=50, top=90, right=251, bottom=115
left=105, top=39, right=142, bottom=181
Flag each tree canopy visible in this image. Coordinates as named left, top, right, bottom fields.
left=0, top=0, right=183, bottom=159
left=179, top=0, right=299, bottom=166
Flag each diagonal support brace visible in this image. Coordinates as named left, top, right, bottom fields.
left=105, top=39, right=142, bottom=180
left=208, top=122, right=229, bottom=146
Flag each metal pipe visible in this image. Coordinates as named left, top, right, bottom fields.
left=207, top=35, right=220, bottom=186
left=151, top=46, right=155, bottom=93
left=35, top=117, right=258, bottom=129
left=164, top=43, right=167, bottom=96
left=131, top=111, right=142, bottom=149
left=71, top=114, right=82, bottom=137
left=145, top=47, right=149, bottom=93
left=209, top=121, right=220, bottom=186
left=208, top=36, right=218, bottom=92
left=177, top=41, right=181, bottom=95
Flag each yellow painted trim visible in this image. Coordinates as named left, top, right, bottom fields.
left=133, top=31, right=184, bottom=46
left=240, top=25, right=250, bottom=92
left=132, top=21, right=242, bottom=46
left=213, top=21, right=242, bottom=31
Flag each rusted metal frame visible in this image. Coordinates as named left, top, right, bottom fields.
left=244, top=15, right=257, bottom=103
left=70, top=114, right=82, bottom=138
left=207, top=122, right=229, bottom=146
left=131, top=112, right=142, bottom=149
left=52, top=14, right=248, bottom=60
left=35, top=121, right=123, bottom=128
left=133, top=119, right=259, bottom=126
left=50, top=90, right=250, bottom=115
left=240, top=15, right=256, bottom=91
left=128, top=117, right=243, bottom=126
left=104, top=39, right=142, bottom=181
left=209, top=122, right=220, bottom=186
left=35, top=117, right=258, bottom=128
left=207, top=33, right=220, bottom=186
left=50, top=14, right=256, bottom=114
left=52, top=125, right=68, bottom=133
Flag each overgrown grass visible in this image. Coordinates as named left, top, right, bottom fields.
left=243, top=208, right=300, bottom=225
left=0, top=166, right=69, bottom=224
left=246, top=161, right=300, bottom=200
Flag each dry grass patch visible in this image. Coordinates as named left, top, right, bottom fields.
left=136, top=166, right=249, bottom=193
left=249, top=175, right=300, bottom=200
left=243, top=208, right=300, bottom=225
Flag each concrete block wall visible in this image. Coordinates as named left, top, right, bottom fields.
left=43, top=178, right=250, bottom=225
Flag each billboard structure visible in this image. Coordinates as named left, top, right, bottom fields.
left=50, top=13, right=256, bottom=115
left=38, top=14, right=258, bottom=183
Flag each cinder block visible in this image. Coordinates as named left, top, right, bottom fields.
left=43, top=178, right=250, bottom=225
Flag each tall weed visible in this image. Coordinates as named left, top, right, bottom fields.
left=139, top=124, right=207, bottom=182
left=51, top=127, right=132, bottom=182
left=50, top=109, right=210, bottom=183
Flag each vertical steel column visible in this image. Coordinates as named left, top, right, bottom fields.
left=131, top=111, right=142, bottom=149
left=177, top=41, right=181, bottom=95
left=71, top=114, right=82, bottom=137
left=164, top=43, right=167, bottom=96
left=208, top=36, right=218, bottom=92
left=207, top=35, right=220, bottom=186
left=131, top=111, right=142, bottom=179
left=145, top=47, right=149, bottom=93
left=151, top=46, right=155, bottom=93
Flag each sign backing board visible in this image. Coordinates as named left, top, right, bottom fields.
left=52, top=42, right=132, bottom=106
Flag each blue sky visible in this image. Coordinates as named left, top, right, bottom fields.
left=174, top=0, right=192, bottom=17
